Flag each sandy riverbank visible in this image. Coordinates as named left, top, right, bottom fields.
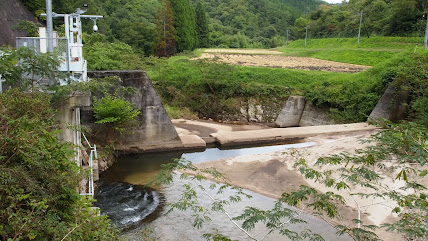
left=173, top=119, right=402, bottom=240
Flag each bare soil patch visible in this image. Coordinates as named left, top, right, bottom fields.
left=194, top=53, right=371, bottom=73
left=204, top=48, right=283, bottom=54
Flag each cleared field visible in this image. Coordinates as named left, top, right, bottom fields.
left=194, top=52, right=370, bottom=73
left=204, top=48, right=283, bottom=54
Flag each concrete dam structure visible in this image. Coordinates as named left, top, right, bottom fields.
left=85, top=70, right=182, bottom=152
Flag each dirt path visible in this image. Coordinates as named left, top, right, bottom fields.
left=194, top=53, right=370, bottom=73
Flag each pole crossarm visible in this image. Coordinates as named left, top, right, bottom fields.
left=41, top=13, right=103, bottom=20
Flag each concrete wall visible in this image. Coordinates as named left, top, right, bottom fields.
left=299, top=102, right=334, bottom=126
left=86, top=70, right=180, bottom=145
left=275, top=96, right=334, bottom=127
left=368, top=85, right=409, bottom=122
left=0, top=0, right=38, bottom=47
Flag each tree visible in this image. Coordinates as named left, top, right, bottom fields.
left=170, top=0, right=198, bottom=52
left=154, top=0, right=177, bottom=57
left=195, top=0, right=209, bottom=48
left=0, top=47, right=62, bottom=91
left=83, top=42, right=145, bottom=70
left=0, top=89, right=119, bottom=240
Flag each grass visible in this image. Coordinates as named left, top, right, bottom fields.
left=145, top=37, right=418, bottom=122
left=278, top=37, right=424, bottom=66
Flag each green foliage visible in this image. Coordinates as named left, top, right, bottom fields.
left=154, top=0, right=177, bottom=57
left=389, top=52, right=428, bottom=127
left=150, top=158, right=326, bottom=241
left=92, top=92, right=140, bottom=138
left=164, top=103, right=198, bottom=119
left=12, top=20, right=42, bottom=37
left=287, top=121, right=428, bottom=240
left=0, top=47, right=63, bottom=91
left=150, top=57, right=295, bottom=119
left=195, top=0, right=210, bottom=48
left=84, top=41, right=145, bottom=70
left=171, top=0, right=198, bottom=51
left=0, top=89, right=118, bottom=240
left=301, top=0, right=427, bottom=38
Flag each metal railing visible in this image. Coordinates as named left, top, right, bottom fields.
left=16, top=37, right=70, bottom=72
left=81, top=132, right=97, bottom=197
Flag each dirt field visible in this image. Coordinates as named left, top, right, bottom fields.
left=204, top=48, right=284, bottom=54
left=194, top=52, right=370, bottom=73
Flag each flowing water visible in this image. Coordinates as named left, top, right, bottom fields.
left=96, top=142, right=352, bottom=240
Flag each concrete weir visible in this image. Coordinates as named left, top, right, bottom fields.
left=86, top=70, right=206, bottom=153
left=210, top=123, right=377, bottom=146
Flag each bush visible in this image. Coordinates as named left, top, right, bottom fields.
left=92, top=92, right=140, bottom=142
left=0, top=89, right=118, bottom=240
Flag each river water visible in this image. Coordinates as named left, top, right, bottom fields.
left=96, top=142, right=352, bottom=240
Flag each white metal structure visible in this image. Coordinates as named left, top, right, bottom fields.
left=39, top=9, right=103, bottom=83
left=81, top=132, right=97, bottom=197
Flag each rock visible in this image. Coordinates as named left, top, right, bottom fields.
left=275, top=96, right=306, bottom=127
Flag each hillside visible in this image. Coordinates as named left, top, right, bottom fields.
left=0, top=0, right=38, bottom=46
left=14, top=0, right=326, bottom=53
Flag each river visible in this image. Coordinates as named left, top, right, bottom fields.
left=95, top=142, right=352, bottom=240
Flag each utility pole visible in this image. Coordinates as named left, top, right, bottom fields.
left=45, top=0, right=54, bottom=52
left=358, top=11, right=363, bottom=46
left=305, top=27, right=308, bottom=47
left=424, top=12, right=428, bottom=49
left=286, top=29, right=289, bottom=46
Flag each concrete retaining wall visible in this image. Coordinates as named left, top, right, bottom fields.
left=86, top=70, right=181, bottom=146
left=368, top=85, right=409, bottom=122
left=299, top=102, right=335, bottom=126
left=275, top=96, right=334, bottom=127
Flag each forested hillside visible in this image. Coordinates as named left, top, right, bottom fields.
left=19, top=0, right=325, bottom=54
left=300, top=0, right=428, bottom=38
left=17, top=0, right=427, bottom=55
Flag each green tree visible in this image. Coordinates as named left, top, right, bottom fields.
left=83, top=42, right=145, bottom=70
left=154, top=0, right=177, bottom=57
left=195, top=0, right=210, bottom=48
left=170, top=0, right=198, bottom=52
left=0, top=47, right=62, bottom=91
left=292, top=17, right=309, bottom=39
left=13, top=20, right=42, bottom=37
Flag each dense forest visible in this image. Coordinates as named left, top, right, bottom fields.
left=19, top=0, right=428, bottom=55
left=20, top=0, right=324, bottom=55
left=300, top=0, right=428, bottom=38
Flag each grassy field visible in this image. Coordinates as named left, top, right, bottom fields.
left=147, top=37, right=421, bottom=123
left=278, top=36, right=424, bottom=66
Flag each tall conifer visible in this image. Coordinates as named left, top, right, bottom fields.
left=170, top=0, right=198, bottom=52
left=154, top=0, right=177, bottom=57
left=195, top=0, right=209, bottom=48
